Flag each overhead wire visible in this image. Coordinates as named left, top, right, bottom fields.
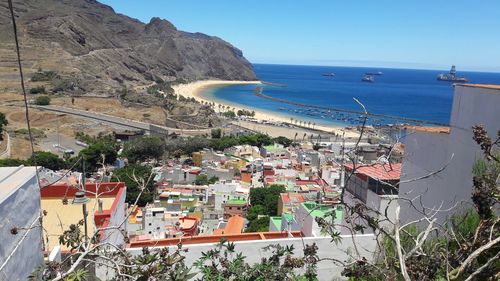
left=7, top=0, right=40, bottom=183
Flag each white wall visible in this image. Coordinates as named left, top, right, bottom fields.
left=399, top=85, right=500, bottom=224
left=121, top=235, right=377, bottom=281
left=100, top=187, right=127, bottom=247
left=0, top=168, right=43, bottom=280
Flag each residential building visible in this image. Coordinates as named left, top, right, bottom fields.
left=343, top=163, right=401, bottom=232
left=277, top=192, right=306, bottom=215
left=344, top=163, right=401, bottom=203
left=158, top=166, right=200, bottom=184
left=205, top=166, right=235, bottom=181
left=260, top=143, right=287, bottom=158
left=0, top=166, right=43, bottom=281
left=222, top=199, right=249, bottom=219
left=41, top=182, right=127, bottom=250
left=399, top=84, right=500, bottom=224
left=210, top=180, right=249, bottom=211
left=321, top=165, right=341, bottom=186
left=213, top=215, right=245, bottom=235
left=224, top=145, right=261, bottom=159
left=293, top=202, right=344, bottom=237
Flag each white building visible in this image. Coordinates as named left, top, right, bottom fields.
left=224, top=145, right=261, bottom=159
left=399, top=84, right=500, bottom=224
left=159, top=166, right=200, bottom=184
left=0, top=166, right=43, bottom=280
left=205, top=166, right=235, bottom=181
left=210, top=180, right=249, bottom=211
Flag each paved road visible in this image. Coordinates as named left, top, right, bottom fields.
left=31, top=105, right=212, bottom=136
left=39, top=132, right=85, bottom=156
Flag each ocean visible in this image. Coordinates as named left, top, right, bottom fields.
left=199, top=64, right=500, bottom=126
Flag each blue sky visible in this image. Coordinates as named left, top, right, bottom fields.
left=100, top=0, right=500, bottom=72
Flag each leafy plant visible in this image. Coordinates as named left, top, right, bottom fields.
left=35, top=95, right=51, bottom=105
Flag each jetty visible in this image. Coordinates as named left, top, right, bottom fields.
left=261, top=81, right=288, bottom=87
left=253, top=86, right=447, bottom=126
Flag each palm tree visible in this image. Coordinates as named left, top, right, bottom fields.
left=308, top=121, right=311, bottom=128
left=312, top=122, right=316, bottom=130
left=302, top=133, right=307, bottom=141
left=290, top=117, right=294, bottom=125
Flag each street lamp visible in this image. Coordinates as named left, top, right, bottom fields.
left=72, top=190, right=89, bottom=239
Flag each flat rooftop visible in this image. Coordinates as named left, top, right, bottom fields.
left=0, top=166, right=37, bottom=204
left=42, top=197, right=115, bottom=250
left=128, top=231, right=302, bottom=248
left=455, top=84, right=500, bottom=90
left=405, top=125, right=451, bottom=134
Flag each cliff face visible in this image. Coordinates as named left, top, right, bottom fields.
left=0, top=0, right=256, bottom=95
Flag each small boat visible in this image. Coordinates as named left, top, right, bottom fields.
left=321, top=73, right=336, bottom=77
left=365, top=71, right=384, bottom=76
left=362, top=75, right=375, bottom=82
left=437, top=65, right=469, bottom=82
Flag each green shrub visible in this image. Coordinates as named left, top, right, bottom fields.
left=29, top=86, right=46, bottom=94
left=30, top=70, right=59, bottom=82
left=222, top=111, right=236, bottom=118
left=34, top=95, right=51, bottom=105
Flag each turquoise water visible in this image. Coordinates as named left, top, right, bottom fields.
left=200, top=64, right=500, bottom=126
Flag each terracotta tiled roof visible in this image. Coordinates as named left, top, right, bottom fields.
left=345, top=163, right=402, bottom=181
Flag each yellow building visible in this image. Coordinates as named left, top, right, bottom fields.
left=192, top=151, right=204, bottom=167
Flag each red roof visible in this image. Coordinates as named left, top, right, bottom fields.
left=296, top=179, right=327, bottom=186
left=345, top=163, right=401, bottom=181
left=281, top=193, right=305, bottom=204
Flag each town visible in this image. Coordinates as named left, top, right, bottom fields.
left=2, top=82, right=498, bottom=279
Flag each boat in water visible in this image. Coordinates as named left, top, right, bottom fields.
left=365, top=71, right=384, bottom=75
left=321, top=73, right=336, bottom=77
left=437, top=65, right=469, bottom=82
left=362, top=75, right=375, bottom=82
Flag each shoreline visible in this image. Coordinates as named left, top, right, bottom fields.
left=172, top=80, right=359, bottom=137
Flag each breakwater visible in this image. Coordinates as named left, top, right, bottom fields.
left=253, top=86, right=447, bottom=126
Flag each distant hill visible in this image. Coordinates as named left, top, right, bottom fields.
left=0, top=0, right=256, bottom=95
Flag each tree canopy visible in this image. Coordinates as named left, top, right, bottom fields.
left=123, top=136, right=165, bottom=163
left=78, top=138, right=118, bottom=172
left=272, top=136, right=292, bottom=147
left=111, top=164, right=155, bottom=207
left=30, top=151, right=66, bottom=171
left=249, top=185, right=286, bottom=216
left=194, top=174, right=219, bottom=186
left=0, top=112, right=7, bottom=139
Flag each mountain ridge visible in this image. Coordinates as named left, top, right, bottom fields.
left=0, top=0, right=256, bottom=95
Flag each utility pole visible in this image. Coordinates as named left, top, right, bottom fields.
left=82, top=159, right=88, bottom=240
left=56, top=114, right=60, bottom=153
left=340, top=130, right=346, bottom=189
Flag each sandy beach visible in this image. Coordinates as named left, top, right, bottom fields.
left=172, top=80, right=360, bottom=138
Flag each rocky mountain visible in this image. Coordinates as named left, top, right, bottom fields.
left=0, top=0, right=256, bottom=95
